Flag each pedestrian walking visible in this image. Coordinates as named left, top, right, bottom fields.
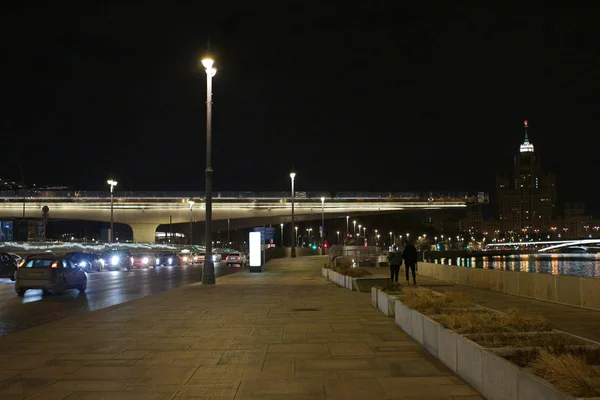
left=402, top=239, right=418, bottom=286
left=388, top=248, right=403, bottom=283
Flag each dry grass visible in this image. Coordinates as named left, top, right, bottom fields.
left=344, top=268, right=373, bottom=278
left=435, top=308, right=551, bottom=334
left=467, top=332, right=588, bottom=349
left=380, top=281, right=404, bottom=293
left=401, top=289, right=471, bottom=315
left=530, top=349, right=600, bottom=397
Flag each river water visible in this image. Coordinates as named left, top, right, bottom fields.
left=431, top=253, right=600, bottom=278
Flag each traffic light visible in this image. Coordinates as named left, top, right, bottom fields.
left=324, top=242, right=328, bottom=248
left=312, top=244, right=317, bottom=250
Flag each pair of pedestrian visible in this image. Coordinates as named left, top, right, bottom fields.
left=387, top=240, right=418, bottom=286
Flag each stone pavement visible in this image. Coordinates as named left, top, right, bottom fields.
left=0, top=256, right=481, bottom=400
left=371, top=265, right=600, bottom=343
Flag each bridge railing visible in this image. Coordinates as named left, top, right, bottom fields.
left=0, top=190, right=488, bottom=203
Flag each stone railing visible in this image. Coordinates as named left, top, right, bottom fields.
left=417, top=262, right=600, bottom=311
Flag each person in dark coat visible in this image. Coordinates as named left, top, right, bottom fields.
left=402, top=239, right=418, bottom=286
left=388, top=248, right=403, bottom=282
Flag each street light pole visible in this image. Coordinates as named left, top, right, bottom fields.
left=280, top=223, right=284, bottom=247
left=346, top=216, right=349, bottom=238
left=320, top=197, right=325, bottom=248
left=201, top=57, right=217, bottom=285
left=188, top=199, right=195, bottom=245
left=107, top=179, right=117, bottom=243
left=337, top=231, right=340, bottom=245
left=290, top=172, right=296, bottom=257
left=353, top=220, right=357, bottom=236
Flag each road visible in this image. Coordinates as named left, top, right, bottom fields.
left=0, top=263, right=241, bottom=336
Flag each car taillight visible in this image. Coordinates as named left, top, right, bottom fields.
left=18, top=261, right=25, bottom=268
left=51, top=261, right=58, bottom=269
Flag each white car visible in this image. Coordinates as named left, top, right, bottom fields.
left=225, top=252, right=246, bottom=267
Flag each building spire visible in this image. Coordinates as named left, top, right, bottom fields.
left=519, top=119, right=534, bottom=153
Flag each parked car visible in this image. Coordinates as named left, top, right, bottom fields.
left=225, top=252, right=247, bottom=267
left=100, top=249, right=133, bottom=271
left=131, top=253, right=156, bottom=268
left=15, top=255, right=87, bottom=296
left=179, top=252, right=194, bottom=264
left=0, top=252, right=18, bottom=281
left=156, top=252, right=180, bottom=266
left=64, top=252, right=104, bottom=272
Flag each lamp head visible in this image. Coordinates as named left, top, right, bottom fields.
left=188, top=199, right=195, bottom=206
left=289, top=172, right=296, bottom=179
left=107, top=179, right=117, bottom=187
left=320, top=197, right=325, bottom=202
left=201, top=58, right=214, bottom=69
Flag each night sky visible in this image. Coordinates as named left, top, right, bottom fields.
left=2, top=4, right=599, bottom=212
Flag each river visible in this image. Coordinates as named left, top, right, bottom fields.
left=430, top=253, right=600, bottom=278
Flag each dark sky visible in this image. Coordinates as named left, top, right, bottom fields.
left=1, top=3, right=599, bottom=211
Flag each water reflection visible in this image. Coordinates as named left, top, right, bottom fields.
left=432, top=253, right=600, bottom=278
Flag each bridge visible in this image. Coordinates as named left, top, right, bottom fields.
left=0, top=190, right=488, bottom=242
left=486, top=239, right=600, bottom=252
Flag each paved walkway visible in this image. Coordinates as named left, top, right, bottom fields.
left=0, top=256, right=480, bottom=400
left=370, top=266, right=600, bottom=343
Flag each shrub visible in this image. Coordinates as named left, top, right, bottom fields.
left=401, top=289, right=471, bottom=315
left=380, top=281, right=404, bottom=293
left=530, top=349, right=600, bottom=397
left=435, top=308, right=551, bottom=334
left=467, top=332, right=588, bottom=349
left=344, top=268, right=372, bottom=278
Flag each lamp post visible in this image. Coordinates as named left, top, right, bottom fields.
left=201, top=57, right=217, bottom=285
left=389, top=231, right=393, bottom=248
left=337, top=231, right=340, bottom=244
left=346, top=216, right=349, bottom=238
left=363, top=227, right=367, bottom=244
left=107, top=179, right=117, bottom=243
left=353, top=220, right=357, bottom=236
left=320, top=197, right=325, bottom=248
left=188, top=199, right=195, bottom=245
left=290, top=172, right=296, bottom=257
left=280, top=223, right=284, bottom=247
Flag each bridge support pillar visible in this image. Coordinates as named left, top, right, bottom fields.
left=129, top=223, right=159, bottom=243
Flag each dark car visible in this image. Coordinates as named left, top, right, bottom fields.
left=100, top=249, right=133, bottom=271
left=15, top=255, right=87, bottom=296
left=64, top=252, right=103, bottom=272
left=155, top=252, right=180, bottom=266
left=0, top=252, right=18, bottom=281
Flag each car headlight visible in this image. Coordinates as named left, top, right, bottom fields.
left=168, top=258, right=173, bottom=264
left=111, top=256, right=119, bottom=266
left=142, top=257, right=148, bottom=264
left=156, top=258, right=160, bottom=264
left=79, top=261, right=87, bottom=267
left=130, top=257, right=134, bottom=264
left=100, top=259, right=105, bottom=266
left=183, top=256, right=188, bottom=262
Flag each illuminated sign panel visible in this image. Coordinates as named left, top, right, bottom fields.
left=249, top=232, right=261, bottom=267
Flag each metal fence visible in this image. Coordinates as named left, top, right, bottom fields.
left=328, top=245, right=388, bottom=267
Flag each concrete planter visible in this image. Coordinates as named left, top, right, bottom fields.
left=410, top=308, right=424, bottom=345
left=377, top=290, right=401, bottom=317
left=394, top=299, right=412, bottom=335
left=423, top=315, right=442, bottom=357
left=371, top=287, right=378, bottom=308
left=345, top=275, right=353, bottom=290
left=456, top=334, right=485, bottom=393
left=321, top=267, right=329, bottom=278
left=437, top=323, right=459, bottom=373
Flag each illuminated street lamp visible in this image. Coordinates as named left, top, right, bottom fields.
left=353, top=220, right=357, bottom=235
left=290, top=171, right=297, bottom=257
left=107, top=179, right=117, bottom=242
left=320, top=197, right=325, bottom=248
left=346, top=216, right=349, bottom=237
left=201, top=56, right=217, bottom=285
left=280, top=223, right=284, bottom=247
left=188, top=199, right=195, bottom=245
left=337, top=231, right=340, bottom=244
left=389, top=231, right=393, bottom=248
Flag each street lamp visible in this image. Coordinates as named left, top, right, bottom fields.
left=188, top=199, right=195, bottom=245
left=363, top=227, right=367, bottom=244
left=320, top=197, right=325, bottom=248
left=280, top=223, right=284, bottom=247
left=106, top=179, right=117, bottom=242
left=346, top=216, right=349, bottom=238
left=294, top=226, right=298, bottom=246
left=389, top=231, right=393, bottom=248
left=201, top=56, right=217, bottom=285
left=290, top=171, right=296, bottom=257
left=337, top=231, right=340, bottom=244
left=353, top=220, right=357, bottom=235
